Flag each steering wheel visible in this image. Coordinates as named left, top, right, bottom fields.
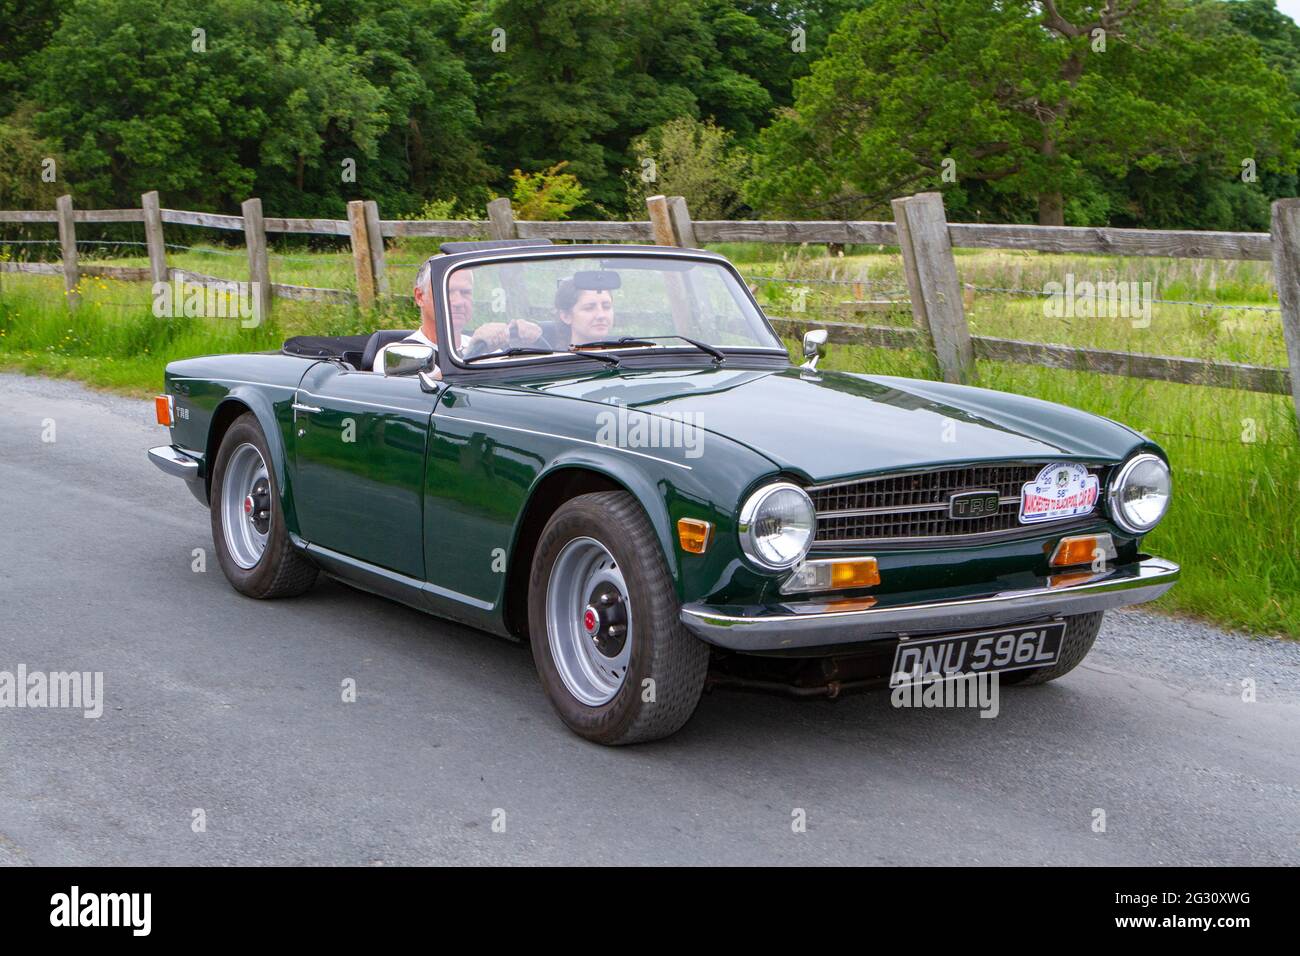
left=506, top=319, right=527, bottom=349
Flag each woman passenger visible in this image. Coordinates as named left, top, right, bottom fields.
left=555, top=278, right=615, bottom=345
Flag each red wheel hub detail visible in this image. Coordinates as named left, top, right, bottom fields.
left=244, top=496, right=254, bottom=516
left=583, top=608, right=598, bottom=633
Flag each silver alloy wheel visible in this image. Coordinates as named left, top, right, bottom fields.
left=222, top=442, right=271, bottom=569
left=545, top=536, right=633, bottom=706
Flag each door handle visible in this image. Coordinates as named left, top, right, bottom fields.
left=291, top=402, right=322, bottom=414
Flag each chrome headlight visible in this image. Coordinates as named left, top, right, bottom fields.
left=738, top=482, right=816, bottom=571
left=1108, top=453, right=1171, bottom=533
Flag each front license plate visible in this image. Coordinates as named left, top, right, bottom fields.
left=890, top=621, right=1065, bottom=687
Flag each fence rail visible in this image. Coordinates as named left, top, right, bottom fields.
left=1, top=191, right=1298, bottom=428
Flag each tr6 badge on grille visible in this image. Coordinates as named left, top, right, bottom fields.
left=1019, top=462, right=1099, bottom=523
left=948, top=490, right=1000, bottom=519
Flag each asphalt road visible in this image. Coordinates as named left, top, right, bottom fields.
left=1, top=371, right=1297, bottom=866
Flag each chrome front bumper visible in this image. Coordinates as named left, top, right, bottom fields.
left=680, top=556, right=1179, bottom=652
left=148, top=445, right=200, bottom=479
left=148, top=445, right=208, bottom=504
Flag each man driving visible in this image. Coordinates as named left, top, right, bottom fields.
left=372, top=259, right=544, bottom=374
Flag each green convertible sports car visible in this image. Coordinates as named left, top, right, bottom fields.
left=149, top=239, right=1178, bottom=744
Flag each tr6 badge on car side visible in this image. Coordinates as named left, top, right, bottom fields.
left=148, top=240, right=1178, bottom=744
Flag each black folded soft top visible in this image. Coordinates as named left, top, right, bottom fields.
left=282, top=334, right=370, bottom=363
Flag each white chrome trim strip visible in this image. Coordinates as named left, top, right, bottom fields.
left=294, top=388, right=431, bottom=417
left=171, top=377, right=296, bottom=390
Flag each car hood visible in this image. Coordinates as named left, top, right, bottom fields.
left=516, top=365, right=1147, bottom=483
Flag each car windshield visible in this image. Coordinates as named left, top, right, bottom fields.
left=445, top=254, right=783, bottom=363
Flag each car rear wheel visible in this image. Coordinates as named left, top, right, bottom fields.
left=1001, top=611, right=1104, bottom=685
left=527, top=491, right=709, bottom=745
left=210, top=412, right=318, bottom=599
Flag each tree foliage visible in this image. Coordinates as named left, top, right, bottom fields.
left=509, top=162, right=586, bottom=220
left=624, top=116, right=751, bottom=219
left=746, top=0, right=1300, bottom=226
left=0, top=0, right=1298, bottom=229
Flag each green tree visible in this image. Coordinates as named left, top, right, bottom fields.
left=460, top=0, right=847, bottom=214
left=624, top=115, right=751, bottom=219
left=30, top=0, right=388, bottom=211
left=746, top=0, right=1300, bottom=226
left=0, top=0, right=67, bottom=114
left=509, top=162, right=586, bottom=219
left=302, top=0, right=491, bottom=216
left=0, top=111, right=63, bottom=210
left=462, top=0, right=687, bottom=212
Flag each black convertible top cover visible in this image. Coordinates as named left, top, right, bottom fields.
left=282, top=334, right=371, bottom=361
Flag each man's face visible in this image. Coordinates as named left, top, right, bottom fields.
left=447, top=269, right=474, bottom=337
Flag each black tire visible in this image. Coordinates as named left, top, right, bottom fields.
left=210, top=412, right=318, bottom=599
left=527, top=491, right=710, bottom=745
left=1002, top=611, right=1104, bottom=685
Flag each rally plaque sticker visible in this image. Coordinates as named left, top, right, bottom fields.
left=1018, top=462, right=1099, bottom=523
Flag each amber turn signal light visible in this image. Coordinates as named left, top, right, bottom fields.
left=677, top=518, right=713, bottom=554
left=1049, top=533, right=1116, bottom=568
left=781, top=557, right=880, bottom=594
left=155, top=394, right=173, bottom=427
left=831, top=558, right=881, bottom=589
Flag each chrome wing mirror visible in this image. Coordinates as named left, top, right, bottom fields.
left=383, top=343, right=441, bottom=393
left=800, top=329, right=828, bottom=370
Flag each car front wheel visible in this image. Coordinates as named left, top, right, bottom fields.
left=527, top=491, right=709, bottom=745
left=210, top=412, right=318, bottom=599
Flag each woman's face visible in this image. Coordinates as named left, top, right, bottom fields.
left=562, top=289, right=614, bottom=344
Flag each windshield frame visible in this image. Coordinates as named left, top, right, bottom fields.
left=436, top=246, right=787, bottom=375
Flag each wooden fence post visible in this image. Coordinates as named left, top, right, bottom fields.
left=241, top=197, right=272, bottom=324
left=347, top=200, right=376, bottom=310
left=56, top=194, right=79, bottom=310
left=668, top=196, right=697, bottom=247
left=141, top=191, right=167, bottom=286
left=1269, top=198, right=1300, bottom=432
left=646, top=195, right=677, bottom=246
left=645, top=195, right=693, bottom=332
left=485, top=197, right=531, bottom=319
left=363, top=200, right=389, bottom=299
left=487, top=197, right=518, bottom=240
left=892, top=192, right=976, bottom=384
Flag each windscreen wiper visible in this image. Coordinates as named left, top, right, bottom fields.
left=463, top=347, right=556, bottom=362
left=567, top=348, right=621, bottom=366
left=634, top=335, right=726, bottom=364
left=464, top=346, right=621, bottom=368
left=570, top=337, right=659, bottom=350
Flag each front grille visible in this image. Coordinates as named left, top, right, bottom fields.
left=808, top=462, right=1106, bottom=546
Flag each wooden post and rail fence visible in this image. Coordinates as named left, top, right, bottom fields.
left=2, top=190, right=1299, bottom=428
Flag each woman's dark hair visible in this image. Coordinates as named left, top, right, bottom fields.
left=554, top=278, right=581, bottom=314
left=555, top=279, right=613, bottom=315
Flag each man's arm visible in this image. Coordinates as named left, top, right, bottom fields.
left=466, top=319, right=545, bottom=351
